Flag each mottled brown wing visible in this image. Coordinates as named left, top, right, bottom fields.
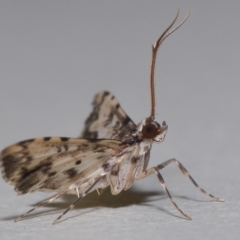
left=0, top=137, right=126, bottom=194
left=81, top=91, right=136, bottom=141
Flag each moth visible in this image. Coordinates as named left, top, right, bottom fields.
left=0, top=10, right=224, bottom=225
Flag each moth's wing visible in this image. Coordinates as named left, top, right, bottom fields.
left=0, top=137, right=127, bottom=194
left=81, top=91, right=136, bottom=140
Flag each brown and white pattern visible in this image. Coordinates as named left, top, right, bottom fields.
left=0, top=10, right=224, bottom=225
left=80, top=91, right=136, bottom=140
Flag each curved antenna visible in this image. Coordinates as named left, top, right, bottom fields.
left=149, top=9, right=191, bottom=120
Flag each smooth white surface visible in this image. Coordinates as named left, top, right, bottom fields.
left=0, top=1, right=239, bottom=240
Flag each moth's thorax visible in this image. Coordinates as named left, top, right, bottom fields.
left=134, top=118, right=168, bottom=143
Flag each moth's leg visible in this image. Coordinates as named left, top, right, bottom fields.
left=97, top=176, right=110, bottom=197
left=96, top=189, right=101, bottom=195
left=97, top=186, right=110, bottom=202
left=136, top=167, right=191, bottom=220
left=156, top=158, right=224, bottom=202
left=53, top=177, right=102, bottom=225
left=99, top=186, right=109, bottom=196
left=96, top=188, right=107, bottom=196
left=76, top=187, right=80, bottom=198
left=15, top=189, right=69, bottom=222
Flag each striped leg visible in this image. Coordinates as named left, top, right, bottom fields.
left=15, top=189, right=69, bottom=222
left=136, top=158, right=224, bottom=220
left=52, top=177, right=102, bottom=224
left=136, top=166, right=192, bottom=220
left=156, top=158, right=224, bottom=201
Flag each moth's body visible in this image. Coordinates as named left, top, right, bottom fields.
left=69, top=139, right=152, bottom=196
left=0, top=11, right=223, bottom=224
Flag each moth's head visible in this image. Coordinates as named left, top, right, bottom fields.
left=137, top=118, right=168, bottom=143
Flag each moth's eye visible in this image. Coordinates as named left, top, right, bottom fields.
left=142, top=123, right=159, bottom=139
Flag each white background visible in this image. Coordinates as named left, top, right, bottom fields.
left=0, top=1, right=239, bottom=240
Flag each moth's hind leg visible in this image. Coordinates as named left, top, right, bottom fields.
left=136, top=166, right=192, bottom=220
left=53, top=177, right=102, bottom=225
left=157, top=158, right=224, bottom=202
left=14, top=189, right=69, bottom=222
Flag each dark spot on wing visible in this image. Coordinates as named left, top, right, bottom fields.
left=63, top=144, right=68, bottom=151
left=60, top=137, right=69, bottom=142
left=75, top=160, right=82, bottom=165
left=115, top=120, right=120, bottom=127
left=81, top=91, right=113, bottom=139
left=116, top=103, right=120, bottom=109
left=26, top=156, right=32, bottom=162
left=103, top=91, right=110, bottom=97
left=1, top=154, right=21, bottom=179
left=111, top=95, right=115, bottom=100
left=19, top=161, right=53, bottom=180
left=81, top=143, right=89, bottom=148
left=93, top=144, right=105, bottom=153
left=96, top=149, right=105, bottom=153
left=44, top=137, right=51, bottom=141
left=122, top=116, right=131, bottom=125
left=131, top=156, right=138, bottom=164
left=48, top=171, right=57, bottom=177
left=39, top=178, right=59, bottom=190
left=20, top=167, right=28, bottom=176
left=102, top=162, right=111, bottom=171
left=82, top=130, right=98, bottom=139
left=11, top=177, right=16, bottom=182
left=64, top=168, right=78, bottom=178
left=111, top=170, right=118, bottom=176
left=11, top=161, right=54, bottom=193
left=17, top=181, right=38, bottom=194
left=57, top=146, right=62, bottom=153
left=41, top=162, right=52, bottom=174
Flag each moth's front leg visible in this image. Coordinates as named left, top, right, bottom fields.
left=135, top=166, right=191, bottom=220
left=156, top=158, right=224, bottom=201
left=135, top=158, right=224, bottom=219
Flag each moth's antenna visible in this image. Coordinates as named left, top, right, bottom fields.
left=149, top=9, right=191, bottom=120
